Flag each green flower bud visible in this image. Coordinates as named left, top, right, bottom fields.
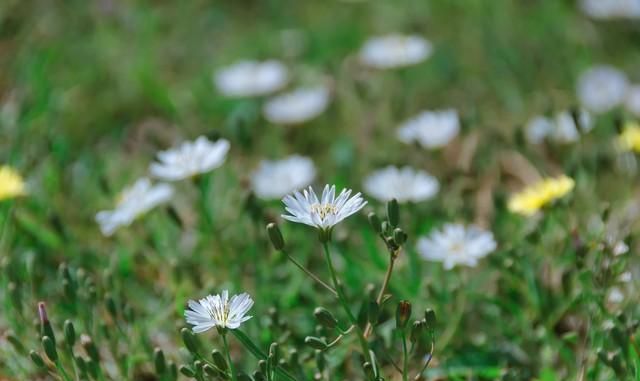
left=64, top=320, right=76, bottom=347
left=396, top=300, right=412, bottom=330
left=203, top=364, right=218, bottom=377
left=181, top=327, right=198, bottom=354
left=368, top=212, right=382, bottom=234
left=74, top=355, right=87, bottom=374
left=363, top=361, right=376, bottom=380
left=42, top=336, right=58, bottom=362
left=211, top=349, right=228, bottom=371
left=30, top=350, right=45, bottom=367
left=80, top=334, right=100, bottom=362
left=168, top=361, right=178, bottom=381
left=315, top=350, right=325, bottom=372
left=266, top=223, right=285, bottom=251
left=154, top=348, right=166, bottom=375
left=179, top=365, right=195, bottom=377
left=258, top=359, right=267, bottom=373
left=393, top=228, right=407, bottom=246
left=253, top=370, right=267, bottom=381
left=410, top=320, right=427, bottom=344
left=387, top=198, right=399, bottom=227
left=304, top=336, right=328, bottom=350
left=268, top=342, right=279, bottom=365
left=6, top=331, right=25, bottom=355
left=425, top=308, right=436, bottom=329
left=367, top=300, right=380, bottom=325
left=38, top=302, right=56, bottom=345
left=314, top=307, right=338, bottom=330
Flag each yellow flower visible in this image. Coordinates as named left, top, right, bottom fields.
left=0, top=165, right=27, bottom=201
left=617, top=122, right=640, bottom=153
left=508, top=175, right=574, bottom=216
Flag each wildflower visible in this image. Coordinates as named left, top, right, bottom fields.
left=185, top=290, right=254, bottom=333
left=508, top=175, right=575, bottom=216
left=251, top=155, right=316, bottom=200
left=525, top=116, right=553, bottom=144
left=397, top=109, right=460, bottom=149
left=607, top=287, right=624, bottom=304
left=577, top=66, right=629, bottom=113
left=617, top=122, right=640, bottom=153
left=214, top=60, right=288, bottom=97
left=359, top=34, right=432, bottom=69
left=416, top=223, right=496, bottom=269
left=281, top=184, right=367, bottom=232
left=0, top=165, right=26, bottom=201
left=95, top=178, right=174, bottom=236
left=363, top=166, right=439, bottom=203
left=263, top=86, right=330, bottom=125
left=525, top=109, right=593, bottom=144
left=626, top=85, right=640, bottom=116
left=580, top=0, right=640, bottom=19
left=150, top=137, right=230, bottom=181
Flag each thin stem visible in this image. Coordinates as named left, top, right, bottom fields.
left=401, top=331, right=409, bottom=381
left=221, top=332, right=237, bottom=381
left=282, top=248, right=337, bottom=297
left=55, top=360, right=73, bottom=381
left=364, top=249, right=398, bottom=338
left=321, top=241, right=373, bottom=366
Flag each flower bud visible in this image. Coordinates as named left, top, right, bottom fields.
left=393, top=228, right=407, bottom=246
left=42, top=336, right=58, bottom=362
left=314, top=307, right=338, bottom=330
left=362, top=361, right=376, bottom=380
left=64, top=320, right=76, bottom=347
left=38, top=302, right=56, bottom=345
left=258, top=359, right=267, bottom=373
left=203, top=364, right=218, bottom=377
left=396, top=300, right=412, bottom=330
left=410, top=320, right=427, bottom=343
left=253, top=370, right=267, bottom=381
left=425, top=308, right=436, bottom=329
left=179, top=365, right=195, bottom=377
left=211, top=349, right=228, bottom=371
left=367, top=300, right=380, bottom=325
left=268, top=342, right=279, bottom=365
left=368, top=212, right=382, bottom=234
left=181, top=327, right=198, bottom=354
left=30, top=350, right=45, bottom=367
left=75, top=355, right=87, bottom=374
left=387, top=198, right=399, bottom=227
left=304, top=336, right=328, bottom=350
left=315, top=350, right=325, bottom=372
left=81, top=334, right=100, bottom=362
left=266, top=223, right=285, bottom=251
left=154, top=348, right=166, bottom=375
left=6, top=331, right=25, bottom=355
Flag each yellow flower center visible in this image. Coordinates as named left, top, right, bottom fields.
left=311, top=203, right=338, bottom=219
left=0, top=165, right=26, bottom=201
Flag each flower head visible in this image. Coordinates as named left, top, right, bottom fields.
left=263, top=86, right=330, bottom=125
left=214, top=60, right=288, bottom=97
left=508, top=175, right=575, bottom=216
left=417, top=224, right=496, bottom=269
left=150, top=137, right=230, bottom=181
left=397, top=109, right=460, bottom=149
left=0, top=165, right=26, bottom=201
left=626, top=85, right=640, bottom=117
left=363, top=166, right=439, bottom=203
left=617, top=122, right=640, bottom=153
left=359, top=34, right=432, bottom=69
left=185, top=290, right=254, bottom=333
left=251, top=155, right=316, bottom=200
left=577, top=65, right=628, bottom=113
left=281, top=184, right=367, bottom=231
left=95, top=178, right=174, bottom=236
left=580, top=0, right=640, bottom=19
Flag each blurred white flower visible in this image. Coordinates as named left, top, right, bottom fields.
left=363, top=166, right=439, bottom=203
left=150, top=137, right=230, bottom=181
left=607, top=287, right=625, bottom=304
left=251, top=155, right=316, bottom=199
left=185, top=290, right=254, bottom=333
left=263, top=87, right=330, bottom=125
left=613, top=241, right=629, bottom=256
left=359, top=34, right=432, bottom=69
left=577, top=66, right=629, bottom=113
left=626, top=85, right=640, bottom=116
left=417, top=224, right=496, bottom=269
left=580, top=0, right=640, bottom=19
left=397, top=109, right=460, bottom=149
left=525, top=109, right=593, bottom=144
left=214, top=60, right=288, bottom=97
left=282, top=184, right=367, bottom=231
left=95, top=178, right=174, bottom=236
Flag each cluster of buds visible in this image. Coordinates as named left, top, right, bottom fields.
left=368, top=198, right=408, bottom=255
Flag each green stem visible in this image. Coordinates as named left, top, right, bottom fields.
left=221, top=332, right=237, bottom=381
left=283, top=248, right=337, bottom=297
left=231, top=330, right=297, bottom=381
left=364, top=250, right=397, bottom=337
left=321, top=241, right=373, bottom=367
left=55, top=360, right=73, bottom=381
left=401, top=331, right=409, bottom=381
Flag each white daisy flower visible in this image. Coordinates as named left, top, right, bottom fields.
left=281, top=184, right=367, bottom=231
left=525, top=116, right=554, bottom=144
left=416, top=223, right=496, bottom=269
left=251, top=155, right=316, bottom=200
left=397, top=109, right=460, bottom=149
left=360, top=34, right=433, bottom=69
left=185, top=290, right=254, bottom=333
left=263, top=86, right=331, bottom=125
left=95, top=178, right=174, bottom=236
left=150, top=136, right=230, bottom=181
left=525, top=109, right=593, bottom=144
left=607, top=287, right=625, bottom=304
left=626, top=85, right=640, bottom=116
left=580, top=0, right=640, bottom=19
left=214, top=60, right=288, bottom=97
left=363, top=166, right=439, bottom=203
left=577, top=65, right=629, bottom=113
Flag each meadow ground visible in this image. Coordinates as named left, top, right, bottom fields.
left=1, top=1, right=640, bottom=380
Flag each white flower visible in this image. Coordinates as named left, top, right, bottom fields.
left=251, top=155, right=316, bottom=200
left=150, top=137, right=230, bottom=181
left=525, top=109, right=593, bottom=144
left=263, top=86, right=330, bottom=125
left=363, top=166, right=439, bottom=203
left=185, top=290, right=254, bottom=333
left=282, top=184, right=367, bottom=231
left=607, top=287, right=625, bottom=304
left=577, top=65, right=629, bottom=113
left=580, top=0, right=640, bottom=19
left=626, top=85, right=640, bottom=116
left=214, top=60, right=288, bottom=97
left=416, top=223, right=496, bottom=269
left=95, top=178, right=174, bottom=236
left=397, top=109, right=460, bottom=149
left=360, top=34, right=432, bottom=69
left=525, top=116, right=553, bottom=144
